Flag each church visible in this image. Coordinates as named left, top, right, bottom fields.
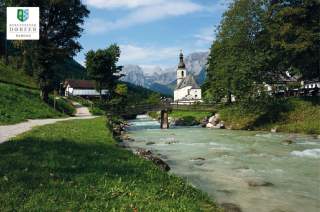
left=174, top=51, right=202, bottom=104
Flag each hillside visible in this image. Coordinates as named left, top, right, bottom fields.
left=0, top=62, right=38, bottom=89
left=0, top=83, right=65, bottom=125
left=0, top=61, right=82, bottom=125
left=0, top=59, right=86, bottom=89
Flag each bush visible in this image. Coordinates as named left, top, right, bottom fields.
left=48, top=96, right=76, bottom=116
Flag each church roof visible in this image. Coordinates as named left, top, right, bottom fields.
left=176, top=75, right=200, bottom=89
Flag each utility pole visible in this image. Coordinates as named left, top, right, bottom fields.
left=4, top=39, right=8, bottom=65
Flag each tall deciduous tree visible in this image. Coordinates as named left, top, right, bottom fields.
left=206, top=0, right=268, bottom=103
left=267, top=0, right=320, bottom=80
left=10, top=0, right=89, bottom=102
left=85, top=44, right=123, bottom=99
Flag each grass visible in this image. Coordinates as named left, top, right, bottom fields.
left=170, top=111, right=213, bottom=122
left=0, top=62, right=38, bottom=89
left=0, top=118, right=219, bottom=211
left=266, top=98, right=320, bottom=134
left=0, top=83, right=69, bottom=125
left=219, top=97, right=320, bottom=134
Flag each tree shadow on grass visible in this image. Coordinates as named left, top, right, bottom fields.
left=0, top=124, right=217, bottom=211
left=0, top=137, right=161, bottom=191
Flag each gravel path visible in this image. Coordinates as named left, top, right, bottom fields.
left=0, top=102, right=97, bottom=144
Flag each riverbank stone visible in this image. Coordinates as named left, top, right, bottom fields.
left=135, top=148, right=170, bottom=172
left=220, top=203, right=242, bottom=212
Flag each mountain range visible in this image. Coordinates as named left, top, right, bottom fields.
left=121, top=52, right=209, bottom=95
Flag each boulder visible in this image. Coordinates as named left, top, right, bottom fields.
left=220, top=203, right=242, bottom=212
left=213, top=122, right=225, bottom=129
left=165, top=140, right=178, bottom=145
left=247, top=179, right=273, bottom=187
left=206, top=123, right=214, bottom=128
left=192, top=157, right=206, bottom=161
left=271, top=128, right=278, bottom=133
left=208, top=116, right=215, bottom=124
left=281, top=139, right=294, bottom=145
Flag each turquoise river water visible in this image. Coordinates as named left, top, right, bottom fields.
left=127, top=115, right=320, bottom=212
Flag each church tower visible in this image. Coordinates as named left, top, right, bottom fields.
left=177, top=50, right=187, bottom=85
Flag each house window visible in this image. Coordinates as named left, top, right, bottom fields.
left=195, top=95, right=198, bottom=98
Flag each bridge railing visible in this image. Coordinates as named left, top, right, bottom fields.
left=106, top=102, right=218, bottom=115
left=170, top=103, right=218, bottom=112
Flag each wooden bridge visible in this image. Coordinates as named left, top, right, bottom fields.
left=107, top=103, right=216, bottom=129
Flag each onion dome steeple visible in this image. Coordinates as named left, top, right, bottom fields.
left=178, top=50, right=186, bottom=69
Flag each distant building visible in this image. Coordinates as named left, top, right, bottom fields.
left=302, top=80, right=320, bottom=89
left=64, top=80, right=108, bottom=97
left=174, top=51, right=202, bottom=104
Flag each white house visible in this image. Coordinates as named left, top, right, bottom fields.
left=174, top=51, right=202, bottom=104
left=302, top=80, right=320, bottom=89
left=64, top=80, right=108, bottom=97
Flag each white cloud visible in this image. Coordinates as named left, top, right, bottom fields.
left=119, top=44, right=181, bottom=66
left=84, top=0, right=203, bottom=34
left=194, top=27, right=216, bottom=47
left=84, top=0, right=165, bottom=9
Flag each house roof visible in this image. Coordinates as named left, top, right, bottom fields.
left=176, top=75, right=200, bottom=89
left=65, top=80, right=95, bottom=89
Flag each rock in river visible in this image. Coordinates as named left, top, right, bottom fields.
left=247, top=179, right=274, bottom=187
left=281, top=139, right=294, bottom=145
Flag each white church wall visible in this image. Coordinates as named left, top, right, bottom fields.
left=174, top=86, right=192, bottom=101
left=189, top=89, right=202, bottom=100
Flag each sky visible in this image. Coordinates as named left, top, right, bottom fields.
left=76, top=0, right=230, bottom=70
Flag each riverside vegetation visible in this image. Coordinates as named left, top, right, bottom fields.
left=0, top=118, right=220, bottom=211
left=149, top=97, right=320, bottom=135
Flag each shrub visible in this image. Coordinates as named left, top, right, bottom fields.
left=48, top=97, right=76, bottom=116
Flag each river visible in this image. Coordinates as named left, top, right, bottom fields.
left=126, top=115, right=320, bottom=212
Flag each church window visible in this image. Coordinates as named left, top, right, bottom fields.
left=181, top=71, right=184, bottom=77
